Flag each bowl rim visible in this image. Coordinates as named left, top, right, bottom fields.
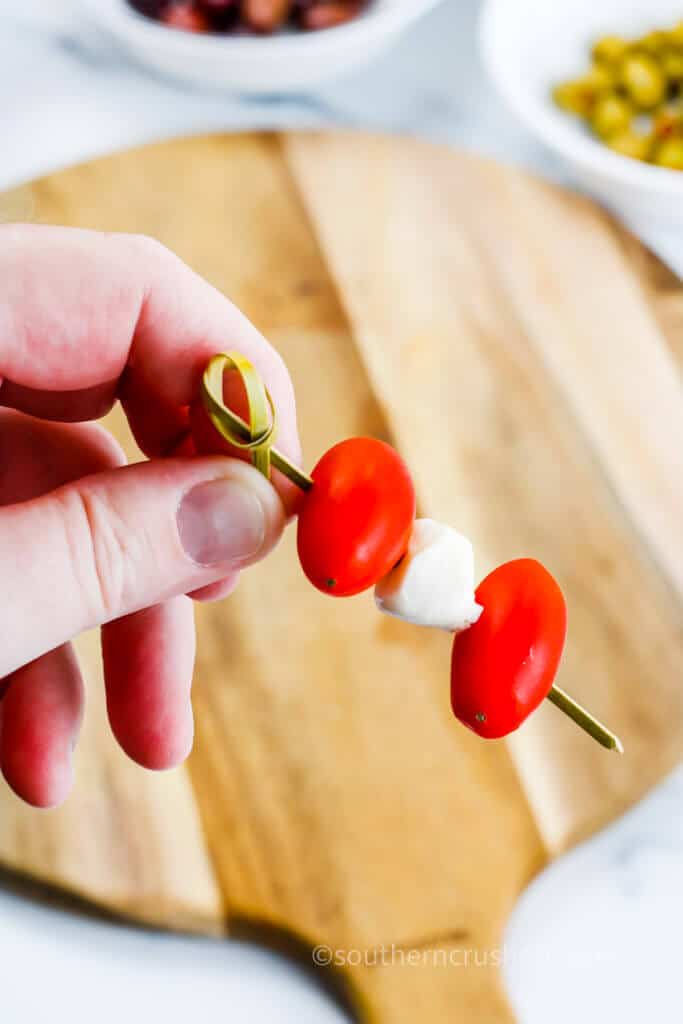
left=82, top=0, right=443, bottom=57
left=479, top=0, right=683, bottom=196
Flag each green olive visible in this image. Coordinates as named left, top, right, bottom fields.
left=605, top=129, right=653, bottom=161
left=654, top=136, right=683, bottom=169
left=667, top=22, right=683, bottom=48
left=662, top=50, right=683, bottom=83
left=552, top=81, right=590, bottom=116
left=553, top=19, right=683, bottom=168
left=591, top=35, right=630, bottom=67
left=637, top=30, right=669, bottom=56
left=552, top=78, right=601, bottom=117
left=620, top=52, right=667, bottom=108
left=553, top=64, right=615, bottom=117
left=585, top=63, right=616, bottom=91
left=591, top=93, right=633, bottom=139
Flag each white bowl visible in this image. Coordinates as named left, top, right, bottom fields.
left=80, top=0, right=443, bottom=93
left=480, top=0, right=683, bottom=238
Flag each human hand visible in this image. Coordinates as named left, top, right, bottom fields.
left=0, top=224, right=302, bottom=808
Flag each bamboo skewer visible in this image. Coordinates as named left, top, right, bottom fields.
left=201, top=352, right=623, bottom=754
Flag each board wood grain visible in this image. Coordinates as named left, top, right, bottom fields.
left=0, top=132, right=681, bottom=1021
left=283, top=134, right=683, bottom=852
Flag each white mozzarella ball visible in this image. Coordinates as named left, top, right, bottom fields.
left=374, top=518, right=482, bottom=632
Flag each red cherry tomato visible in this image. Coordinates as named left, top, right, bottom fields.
left=450, top=558, right=567, bottom=739
left=297, top=437, right=415, bottom=597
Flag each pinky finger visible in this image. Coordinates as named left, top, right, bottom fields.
left=0, top=644, right=84, bottom=808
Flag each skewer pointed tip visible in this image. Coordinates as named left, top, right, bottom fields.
left=547, top=684, right=623, bottom=754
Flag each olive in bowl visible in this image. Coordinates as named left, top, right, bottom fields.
left=127, top=0, right=366, bottom=34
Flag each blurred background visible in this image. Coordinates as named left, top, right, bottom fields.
left=2, top=2, right=683, bottom=1022
left=2, top=0, right=548, bottom=190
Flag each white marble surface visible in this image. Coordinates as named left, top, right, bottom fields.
left=1, top=2, right=682, bottom=1021
left=1, top=0, right=558, bottom=191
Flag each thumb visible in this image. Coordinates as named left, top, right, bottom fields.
left=0, top=456, right=284, bottom=678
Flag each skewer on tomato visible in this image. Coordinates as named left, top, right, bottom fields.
left=451, top=559, right=565, bottom=739
left=451, top=559, right=622, bottom=750
left=296, top=437, right=415, bottom=596
left=200, top=352, right=623, bottom=752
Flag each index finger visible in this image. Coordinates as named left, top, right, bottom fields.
left=0, top=224, right=302, bottom=494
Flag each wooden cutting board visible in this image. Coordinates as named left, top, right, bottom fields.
left=2, top=132, right=683, bottom=1022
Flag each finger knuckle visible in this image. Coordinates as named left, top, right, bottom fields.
left=117, top=232, right=179, bottom=271
left=61, top=485, right=137, bottom=623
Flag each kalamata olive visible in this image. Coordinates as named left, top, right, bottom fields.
left=128, top=0, right=167, bottom=16
left=242, top=0, right=292, bottom=33
left=299, top=0, right=363, bottom=30
left=161, top=1, right=211, bottom=30
left=198, top=0, right=238, bottom=29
